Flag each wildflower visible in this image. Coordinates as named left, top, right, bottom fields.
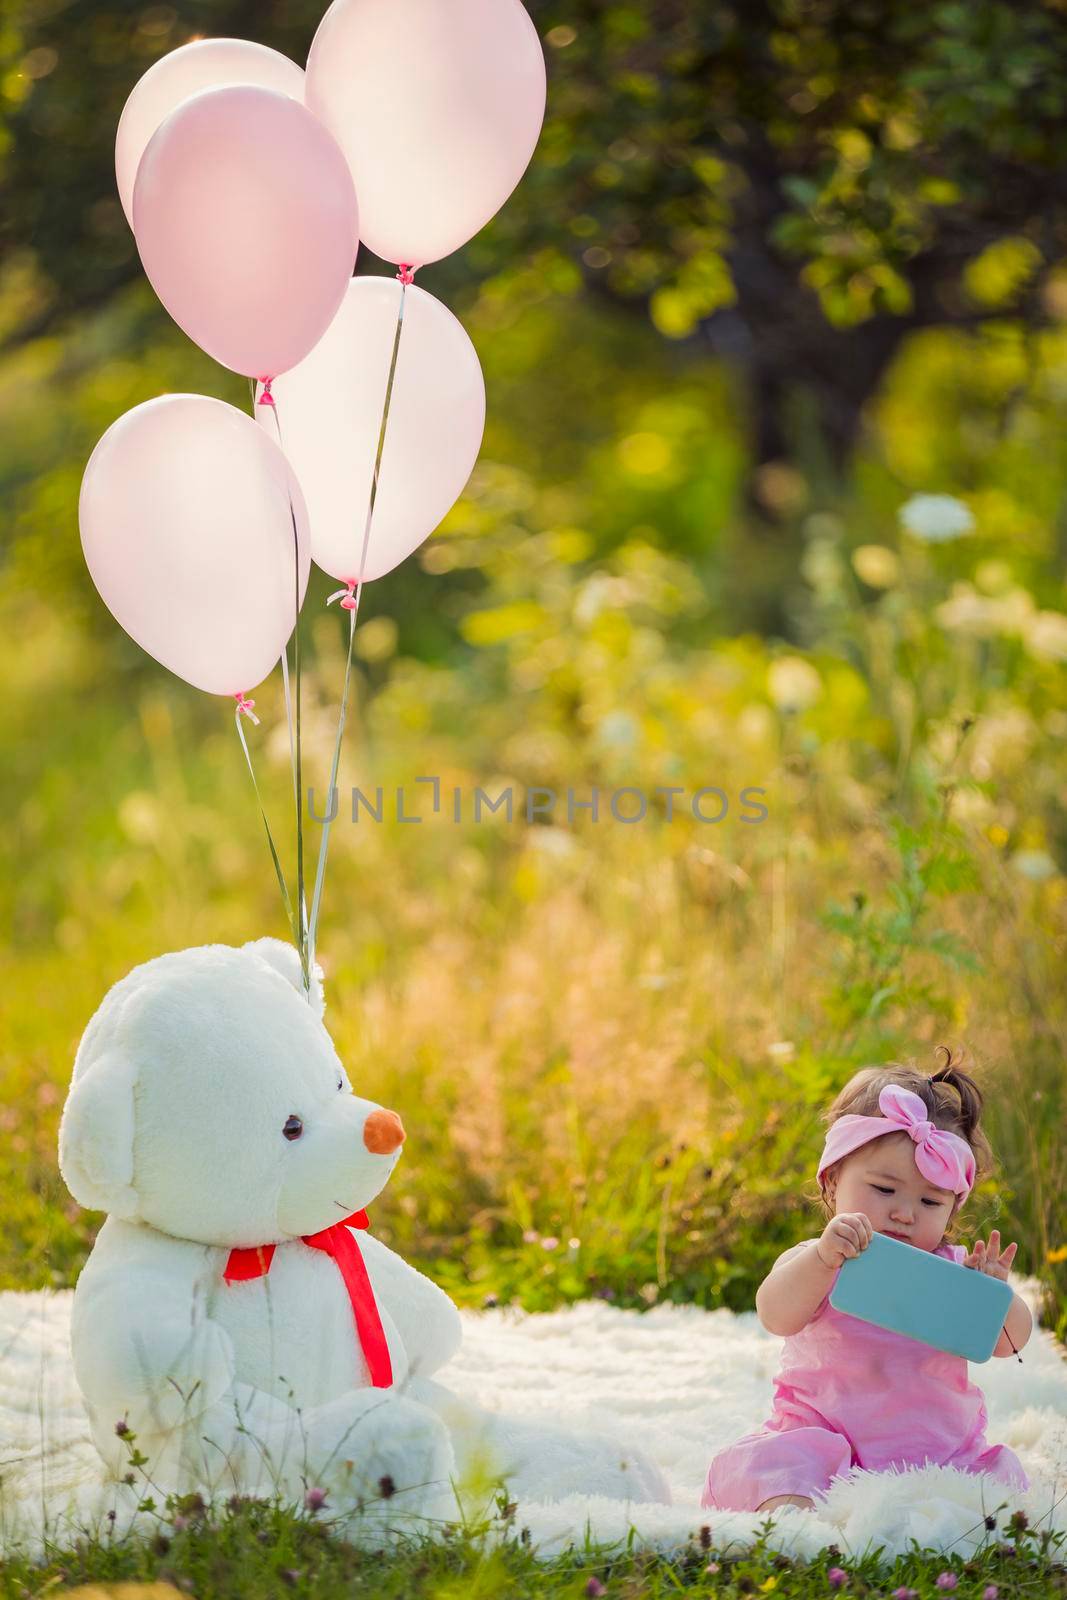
left=1024, top=609, right=1067, bottom=663
left=699, top=1525, right=712, bottom=1550
left=852, top=544, right=899, bottom=589
left=768, top=656, right=822, bottom=713
left=1011, top=849, right=1059, bottom=882
left=936, top=1574, right=958, bottom=1590
left=706, top=1561, right=721, bottom=1574
left=378, top=1473, right=396, bottom=1499
left=936, top=583, right=1034, bottom=639
left=279, top=1569, right=302, bottom=1587
left=892, top=1589, right=918, bottom=1599
left=584, top=1580, right=606, bottom=1598
left=983, top=1588, right=999, bottom=1599
left=172, top=1515, right=189, bottom=1532
left=1008, top=1510, right=1029, bottom=1533
left=304, top=1486, right=327, bottom=1513
left=541, top=1236, right=559, bottom=1250
left=114, top=1419, right=130, bottom=1438
left=899, top=494, right=974, bottom=542
left=827, top=1567, right=848, bottom=1589
left=984, top=1515, right=998, bottom=1530
left=106, top=1510, right=116, bottom=1523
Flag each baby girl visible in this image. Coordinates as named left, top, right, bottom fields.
left=703, top=1055, right=1034, bottom=1513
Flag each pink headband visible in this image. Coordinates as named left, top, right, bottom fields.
left=817, top=1084, right=976, bottom=1200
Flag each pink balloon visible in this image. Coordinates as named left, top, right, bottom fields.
left=132, top=86, right=359, bottom=379
left=306, top=0, right=545, bottom=268
left=256, top=277, right=485, bottom=583
left=115, top=38, right=305, bottom=230
left=80, top=394, right=310, bottom=696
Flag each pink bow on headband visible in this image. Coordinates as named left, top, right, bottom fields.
left=817, top=1084, right=976, bottom=1199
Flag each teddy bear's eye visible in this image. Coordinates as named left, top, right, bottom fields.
left=282, top=1115, right=303, bottom=1141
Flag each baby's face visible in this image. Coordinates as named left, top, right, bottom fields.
left=828, top=1131, right=958, bottom=1252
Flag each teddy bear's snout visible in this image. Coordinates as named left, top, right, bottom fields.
left=363, top=1108, right=406, bottom=1156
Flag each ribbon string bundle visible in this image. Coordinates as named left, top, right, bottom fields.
left=79, top=1, right=547, bottom=996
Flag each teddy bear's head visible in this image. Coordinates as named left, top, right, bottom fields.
left=58, top=938, right=406, bottom=1247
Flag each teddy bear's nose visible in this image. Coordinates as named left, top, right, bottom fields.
left=363, top=1109, right=405, bottom=1156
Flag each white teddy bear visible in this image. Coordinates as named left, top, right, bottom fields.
left=59, top=937, right=669, bottom=1529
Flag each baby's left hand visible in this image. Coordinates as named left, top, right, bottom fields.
left=962, top=1228, right=1018, bottom=1281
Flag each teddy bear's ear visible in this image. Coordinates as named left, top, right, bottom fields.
left=58, top=1049, right=141, bottom=1219
left=242, top=937, right=326, bottom=1019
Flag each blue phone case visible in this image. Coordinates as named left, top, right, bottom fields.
left=828, top=1231, right=1013, bottom=1362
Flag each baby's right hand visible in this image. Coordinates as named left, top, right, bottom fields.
left=816, top=1212, right=873, bottom=1270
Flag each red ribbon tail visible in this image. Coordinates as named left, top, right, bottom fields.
left=328, top=1225, right=393, bottom=1387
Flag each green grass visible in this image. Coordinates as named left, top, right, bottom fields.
left=1, top=1494, right=1064, bottom=1600
left=1, top=540, right=1064, bottom=1329
left=3, top=278, right=1067, bottom=1591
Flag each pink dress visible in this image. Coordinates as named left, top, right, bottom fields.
left=703, top=1241, right=1028, bottom=1510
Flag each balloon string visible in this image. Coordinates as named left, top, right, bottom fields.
left=248, top=375, right=307, bottom=960
left=261, top=381, right=310, bottom=998
left=278, top=644, right=308, bottom=944
left=306, top=276, right=411, bottom=975
left=233, top=701, right=302, bottom=956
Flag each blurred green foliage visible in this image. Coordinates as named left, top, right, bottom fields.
left=0, top=5, right=1065, bottom=1348
left=2, top=280, right=1066, bottom=1337
left=5, top=0, right=1067, bottom=490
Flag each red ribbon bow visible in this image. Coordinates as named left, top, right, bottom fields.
left=223, top=1209, right=393, bottom=1388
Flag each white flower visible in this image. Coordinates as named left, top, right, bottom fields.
left=1010, top=850, right=1059, bottom=882
left=935, top=582, right=1034, bottom=638
left=899, top=494, right=975, bottom=542
left=767, top=656, right=822, bottom=712
left=1024, top=610, right=1067, bottom=663
left=595, top=709, right=639, bottom=748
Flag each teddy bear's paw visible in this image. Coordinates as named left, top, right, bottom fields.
left=301, top=1391, right=458, bottom=1529
left=603, top=1445, right=672, bottom=1506
left=448, top=1411, right=673, bottom=1507
left=532, top=1436, right=672, bottom=1506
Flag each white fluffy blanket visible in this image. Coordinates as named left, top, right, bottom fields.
left=2, top=1286, right=1065, bottom=1565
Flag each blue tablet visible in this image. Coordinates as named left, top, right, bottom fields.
left=828, top=1231, right=1013, bottom=1362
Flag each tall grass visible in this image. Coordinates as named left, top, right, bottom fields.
left=0, top=527, right=1063, bottom=1335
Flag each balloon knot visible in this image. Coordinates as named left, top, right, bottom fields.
left=258, top=378, right=275, bottom=407
left=396, top=264, right=416, bottom=286
left=327, top=580, right=358, bottom=612
left=234, top=692, right=260, bottom=725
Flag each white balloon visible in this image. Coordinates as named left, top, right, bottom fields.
left=256, top=277, right=485, bottom=584
left=115, top=38, right=305, bottom=229
left=305, top=0, right=545, bottom=267
left=80, top=394, right=310, bottom=696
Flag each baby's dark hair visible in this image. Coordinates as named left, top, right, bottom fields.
left=815, top=1047, right=993, bottom=1237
